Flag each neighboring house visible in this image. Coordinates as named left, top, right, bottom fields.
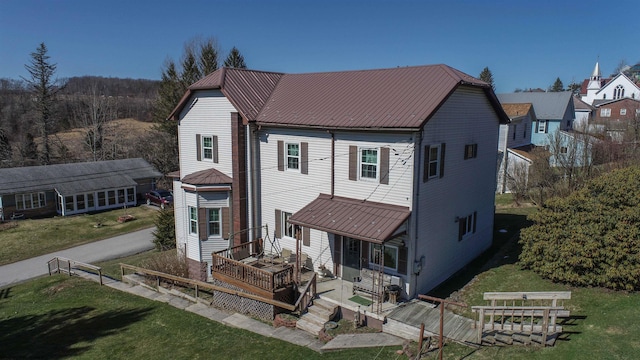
left=573, top=96, right=593, bottom=130
left=496, top=103, right=535, bottom=193
left=592, top=98, right=640, bottom=142
left=0, top=158, right=161, bottom=221
left=169, top=64, right=509, bottom=298
left=497, top=92, right=575, bottom=147
left=580, top=61, right=640, bottom=105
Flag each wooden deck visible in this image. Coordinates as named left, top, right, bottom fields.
left=386, top=300, right=478, bottom=345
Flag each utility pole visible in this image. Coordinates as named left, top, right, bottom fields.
left=418, top=294, right=467, bottom=360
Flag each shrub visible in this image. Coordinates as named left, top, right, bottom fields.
left=519, top=166, right=640, bottom=290
left=141, top=250, right=188, bottom=278
left=152, top=207, right=175, bottom=251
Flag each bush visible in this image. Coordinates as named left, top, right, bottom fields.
left=519, top=166, right=640, bottom=290
left=152, top=207, right=175, bottom=251
left=141, top=250, right=188, bottom=278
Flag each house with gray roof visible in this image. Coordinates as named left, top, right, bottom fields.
left=169, top=64, right=509, bottom=302
left=0, top=158, right=161, bottom=220
left=497, top=91, right=575, bottom=147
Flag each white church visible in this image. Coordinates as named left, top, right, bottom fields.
left=580, top=62, right=640, bottom=105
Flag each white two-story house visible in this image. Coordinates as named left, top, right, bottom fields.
left=169, top=64, right=509, bottom=298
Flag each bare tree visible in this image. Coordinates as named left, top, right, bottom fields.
left=505, top=161, right=530, bottom=205
left=73, top=83, right=116, bottom=161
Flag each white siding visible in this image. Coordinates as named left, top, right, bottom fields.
left=199, top=191, right=231, bottom=252
left=182, top=191, right=201, bottom=262
left=413, top=86, right=500, bottom=295
left=177, top=90, right=236, bottom=178
left=173, top=179, right=187, bottom=255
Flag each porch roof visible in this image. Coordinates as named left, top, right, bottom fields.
left=288, top=194, right=410, bottom=244
left=181, top=168, right=232, bottom=185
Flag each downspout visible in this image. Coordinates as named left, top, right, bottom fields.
left=501, top=132, right=509, bottom=194
left=412, top=130, right=422, bottom=298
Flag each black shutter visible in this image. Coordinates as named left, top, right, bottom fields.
left=349, top=145, right=358, bottom=181
left=301, top=142, right=308, bottom=175
left=398, top=246, right=408, bottom=275
left=196, top=134, right=201, bottom=161
left=534, top=121, right=539, bottom=133
left=423, top=145, right=430, bottom=182
left=277, top=141, right=284, bottom=171
left=334, top=235, right=342, bottom=277
left=380, top=147, right=389, bottom=185
left=199, top=208, right=207, bottom=241
left=274, top=209, right=282, bottom=238
left=303, top=226, right=310, bottom=246
left=439, top=143, right=446, bottom=178
left=222, top=207, right=230, bottom=240
left=213, top=135, right=219, bottom=164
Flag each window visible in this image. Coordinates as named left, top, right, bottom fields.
left=423, top=143, right=446, bottom=182
left=370, top=244, right=398, bottom=271
left=458, top=212, right=477, bottom=241
left=15, top=192, right=46, bottom=210
left=282, top=211, right=294, bottom=238
left=189, top=206, right=198, bottom=235
left=600, top=108, right=611, bottom=117
left=614, top=85, right=625, bottom=99
left=88, top=193, right=95, bottom=208
left=464, top=144, right=478, bottom=160
left=118, top=189, right=125, bottom=204
left=537, top=120, right=547, bottom=133
left=98, top=192, right=106, bottom=207
left=560, top=146, right=568, bottom=154
left=107, top=190, right=116, bottom=205
left=127, top=188, right=135, bottom=203
left=360, top=148, right=378, bottom=180
left=286, top=143, right=300, bottom=171
left=620, top=108, right=627, bottom=116
left=208, top=208, right=221, bottom=236
left=202, top=136, right=213, bottom=160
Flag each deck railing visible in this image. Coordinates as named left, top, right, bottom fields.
left=211, top=239, right=293, bottom=293
left=47, top=256, right=103, bottom=285
left=293, top=272, right=317, bottom=315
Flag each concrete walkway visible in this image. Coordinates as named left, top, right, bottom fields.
left=0, top=227, right=156, bottom=288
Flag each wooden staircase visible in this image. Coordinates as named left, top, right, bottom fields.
left=296, top=298, right=339, bottom=335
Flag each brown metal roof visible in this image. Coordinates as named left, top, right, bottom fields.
left=182, top=168, right=232, bottom=185
left=169, top=68, right=284, bottom=121
left=256, top=64, right=492, bottom=129
left=170, top=64, right=509, bottom=128
left=288, top=194, right=410, bottom=244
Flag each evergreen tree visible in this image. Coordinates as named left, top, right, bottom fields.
left=550, top=77, right=564, bottom=92
left=22, top=43, right=63, bottom=165
left=152, top=206, right=176, bottom=251
left=180, top=48, right=201, bottom=89
left=224, top=47, right=247, bottom=69
left=199, top=39, right=219, bottom=76
left=478, top=66, right=495, bottom=91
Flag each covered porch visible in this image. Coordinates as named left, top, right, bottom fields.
left=289, top=193, right=412, bottom=313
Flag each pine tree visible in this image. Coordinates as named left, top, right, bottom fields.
left=180, top=48, right=201, bottom=89
left=22, top=43, right=63, bottom=165
left=152, top=207, right=176, bottom=251
left=199, top=40, right=219, bottom=76
left=478, top=67, right=495, bottom=91
left=224, top=47, right=247, bottom=69
left=550, top=77, right=564, bottom=92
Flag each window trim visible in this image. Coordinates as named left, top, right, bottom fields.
left=359, top=147, right=379, bottom=181
left=285, top=142, right=300, bottom=171
left=620, top=108, right=627, bottom=116
left=202, top=135, right=214, bottom=161
left=428, top=145, right=440, bottom=178
left=600, top=108, right=611, bottom=117
left=537, top=120, right=547, bottom=133
left=282, top=211, right=294, bottom=238
left=208, top=208, right=221, bottom=237
left=189, top=206, right=198, bottom=235
left=458, top=211, right=477, bottom=241
left=370, top=243, right=399, bottom=271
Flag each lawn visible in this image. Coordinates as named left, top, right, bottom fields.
left=0, top=206, right=158, bottom=266
left=0, top=276, right=401, bottom=359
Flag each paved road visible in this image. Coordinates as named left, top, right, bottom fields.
left=0, top=227, right=156, bottom=288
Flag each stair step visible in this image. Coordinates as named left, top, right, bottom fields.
left=307, top=304, right=333, bottom=321
left=312, top=297, right=337, bottom=312
left=296, top=316, right=323, bottom=335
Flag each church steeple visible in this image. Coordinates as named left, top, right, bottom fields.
left=588, top=61, right=602, bottom=90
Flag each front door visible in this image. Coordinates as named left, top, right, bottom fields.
left=343, top=237, right=361, bottom=282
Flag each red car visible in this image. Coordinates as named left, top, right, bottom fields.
left=145, top=190, right=173, bottom=209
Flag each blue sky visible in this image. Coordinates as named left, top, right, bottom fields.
left=1, top=0, right=638, bottom=93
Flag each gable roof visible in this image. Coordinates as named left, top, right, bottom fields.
left=0, top=158, right=161, bottom=196
left=171, top=64, right=509, bottom=130
left=592, top=97, right=640, bottom=108
left=288, top=193, right=410, bottom=244
left=501, top=103, right=534, bottom=120
left=497, top=92, right=574, bottom=120
left=573, top=96, right=593, bottom=111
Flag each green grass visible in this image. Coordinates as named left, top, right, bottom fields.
left=348, top=295, right=373, bottom=306
left=0, top=206, right=158, bottom=266
left=0, top=276, right=401, bottom=359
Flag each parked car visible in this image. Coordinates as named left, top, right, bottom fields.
left=145, top=190, right=173, bottom=209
